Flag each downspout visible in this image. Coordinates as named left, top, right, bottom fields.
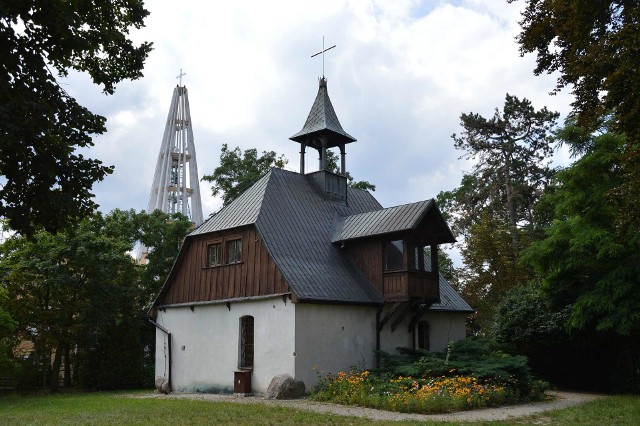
left=149, top=320, right=172, bottom=392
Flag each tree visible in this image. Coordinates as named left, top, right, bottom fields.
left=508, top=121, right=640, bottom=392
left=202, top=144, right=288, bottom=207
left=492, top=281, right=569, bottom=356
left=0, top=1, right=152, bottom=236
left=511, top=1, right=639, bottom=139
left=510, top=0, right=640, bottom=244
left=522, top=121, right=640, bottom=336
left=0, top=285, right=17, bottom=375
left=138, top=210, right=193, bottom=301
left=459, top=211, right=534, bottom=333
left=449, top=94, right=559, bottom=250
left=0, top=209, right=190, bottom=390
left=442, top=94, right=558, bottom=331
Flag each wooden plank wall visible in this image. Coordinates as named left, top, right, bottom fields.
left=161, top=226, right=288, bottom=305
left=345, top=239, right=384, bottom=294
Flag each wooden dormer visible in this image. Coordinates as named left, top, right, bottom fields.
left=333, top=199, right=455, bottom=303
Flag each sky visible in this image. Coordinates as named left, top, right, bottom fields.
left=63, top=0, right=574, bottom=222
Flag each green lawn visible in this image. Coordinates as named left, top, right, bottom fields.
left=0, top=392, right=638, bottom=425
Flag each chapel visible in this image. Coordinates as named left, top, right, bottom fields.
left=150, top=77, right=473, bottom=394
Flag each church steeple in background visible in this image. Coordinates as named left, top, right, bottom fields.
left=146, top=71, right=204, bottom=226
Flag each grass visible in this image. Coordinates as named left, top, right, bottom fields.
left=0, top=391, right=639, bottom=425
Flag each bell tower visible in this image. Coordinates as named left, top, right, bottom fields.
left=290, top=77, right=356, bottom=175
left=290, top=77, right=356, bottom=202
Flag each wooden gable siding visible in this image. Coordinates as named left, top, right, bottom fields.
left=161, top=225, right=288, bottom=305
left=344, top=239, right=384, bottom=295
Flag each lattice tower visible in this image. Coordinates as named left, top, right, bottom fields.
left=147, top=84, right=204, bottom=226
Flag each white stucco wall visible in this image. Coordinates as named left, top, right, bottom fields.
left=379, top=308, right=469, bottom=354
left=154, top=296, right=295, bottom=394
left=154, top=299, right=469, bottom=395
left=293, top=304, right=378, bottom=390
left=378, top=305, right=413, bottom=354
left=421, top=311, right=468, bottom=353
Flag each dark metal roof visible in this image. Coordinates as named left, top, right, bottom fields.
left=190, top=171, right=270, bottom=236
left=254, top=169, right=383, bottom=304
left=332, top=200, right=436, bottom=242
left=290, top=78, right=356, bottom=146
left=428, top=274, right=474, bottom=313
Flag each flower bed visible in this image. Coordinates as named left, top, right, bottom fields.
left=312, top=369, right=543, bottom=414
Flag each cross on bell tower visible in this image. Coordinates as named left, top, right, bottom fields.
left=290, top=40, right=355, bottom=177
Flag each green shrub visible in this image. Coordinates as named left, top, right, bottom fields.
left=377, top=337, right=547, bottom=399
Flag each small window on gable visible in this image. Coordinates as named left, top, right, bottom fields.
left=385, top=240, right=404, bottom=271
left=227, top=238, right=242, bottom=264
left=207, top=242, right=222, bottom=267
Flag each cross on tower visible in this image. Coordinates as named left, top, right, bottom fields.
left=176, top=68, right=186, bottom=86
left=311, top=36, right=336, bottom=78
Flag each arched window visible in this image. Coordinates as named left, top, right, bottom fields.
left=239, top=316, right=254, bottom=368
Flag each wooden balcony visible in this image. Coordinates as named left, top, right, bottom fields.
left=382, top=271, right=440, bottom=302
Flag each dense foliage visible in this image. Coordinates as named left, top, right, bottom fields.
left=488, top=120, right=640, bottom=392
left=440, top=94, right=558, bottom=331
left=523, top=122, right=639, bottom=335
left=511, top=0, right=640, bottom=254
left=0, top=210, right=190, bottom=391
left=377, top=338, right=543, bottom=397
left=314, top=338, right=546, bottom=414
left=0, top=0, right=152, bottom=236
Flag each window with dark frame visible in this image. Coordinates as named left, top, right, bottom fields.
left=417, top=320, right=430, bottom=350
left=207, top=242, right=222, bottom=267
left=227, top=238, right=242, bottom=264
left=239, top=315, right=254, bottom=368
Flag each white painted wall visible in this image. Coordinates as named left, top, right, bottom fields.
left=379, top=308, right=469, bottom=354
left=421, top=311, right=468, bottom=353
left=379, top=305, right=413, bottom=354
left=294, top=304, right=378, bottom=390
left=154, top=299, right=468, bottom=395
left=154, top=296, right=295, bottom=394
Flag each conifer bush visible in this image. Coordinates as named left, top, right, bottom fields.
left=312, top=338, right=548, bottom=414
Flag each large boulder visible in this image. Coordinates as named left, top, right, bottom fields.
left=266, top=374, right=305, bottom=399
left=154, top=376, right=171, bottom=394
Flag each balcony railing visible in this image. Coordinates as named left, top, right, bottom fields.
left=382, top=271, right=439, bottom=302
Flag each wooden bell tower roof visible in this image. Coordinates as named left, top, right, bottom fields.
left=290, top=77, right=356, bottom=148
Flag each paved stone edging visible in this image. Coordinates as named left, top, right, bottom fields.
left=133, top=390, right=602, bottom=422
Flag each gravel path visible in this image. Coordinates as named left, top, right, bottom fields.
left=134, top=390, right=602, bottom=422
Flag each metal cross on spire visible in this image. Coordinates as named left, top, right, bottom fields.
left=311, top=36, right=336, bottom=78
left=176, top=68, right=186, bottom=86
